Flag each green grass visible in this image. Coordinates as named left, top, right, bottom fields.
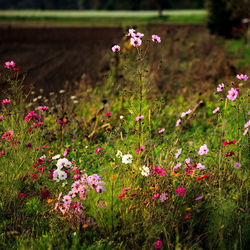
left=0, top=10, right=207, bottom=26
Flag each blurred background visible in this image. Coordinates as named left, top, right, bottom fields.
left=0, top=0, right=249, bottom=97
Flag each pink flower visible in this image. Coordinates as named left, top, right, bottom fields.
left=57, top=119, right=67, bottom=125
left=134, top=32, right=144, bottom=38
left=244, top=120, right=250, bottom=128
left=135, top=145, right=145, bottom=154
left=130, top=37, right=142, bottom=47
left=243, top=128, right=248, bottom=136
left=73, top=174, right=80, bottom=180
left=126, top=28, right=136, bottom=37
left=152, top=35, right=161, bottom=43
left=1, top=99, right=10, bottom=105
left=0, top=115, right=4, bottom=120
left=152, top=193, right=159, bottom=200
left=64, top=148, right=70, bottom=157
left=198, top=144, right=209, bottom=155
left=213, top=107, right=220, bottom=114
left=197, top=163, right=205, bottom=170
left=217, top=83, right=224, bottom=92
left=160, top=193, right=168, bottom=202
left=38, top=106, right=48, bottom=112
left=222, top=140, right=236, bottom=146
left=175, top=148, right=182, bottom=159
left=154, top=240, right=162, bottom=248
left=173, top=163, right=182, bottom=170
left=112, top=45, right=120, bottom=52
left=176, top=187, right=185, bottom=196
left=63, top=195, right=72, bottom=204
left=19, top=193, right=27, bottom=200
left=195, top=196, right=203, bottom=200
left=158, top=128, right=165, bottom=134
left=184, top=214, right=190, bottom=220
left=176, top=119, right=181, bottom=126
left=136, top=115, right=144, bottom=121
left=105, top=112, right=111, bottom=117
left=2, top=130, right=14, bottom=141
left=227, top=88, right=238, bottom=101
left=185, top=158, right=191, bottom=164
left=4, top=61, right=19, bottom=71
left=234, top=163, right=241, bottom=168
left=24, top=111, right=42, bottom=122
left=119, top=192, right=126, bottom=199
left=236, top=74, right=248, bottom=81
left=94, top=147, right=101, bottom=153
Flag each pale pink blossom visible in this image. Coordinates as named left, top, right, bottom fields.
left=213, top=107, right=220, bottom=114
left=198, top=144, right=209, bottom=155
left=176, top=119, right=181, bottom=126
left=136, top=115, right=144, bottom=121
left=185, top=158, right=191, bottom=164
left=112, top=45, right=120, bottom=52
left=197, top=163, right=205, bottom=170
left=243, top=128, right=248, bottom=136
left=152, top=34, right=161, bottom=43
left=234, top=163, right=241, bottom=168
left=158, top=128, right=165, bottom=134
left=227, top=88, right=238, bottom=101
left=175, top=148, right=182, bottom=159
left=244, top=120, right=250, bottom=128
left=0, top=115, right=4, bottom=120
left=130, top=37, right=142, bottom=47
left=217, top=83, right=224, bottom=92
left=236, top=74, right=248, bottom=81
left=173, top=163, right=182, bottom=170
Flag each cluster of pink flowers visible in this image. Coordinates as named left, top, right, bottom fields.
left=236, top=74, right=248, bottom=81
left=2, top=130, right=14, bottom=141
left=28, top=122, right=43, bottom=132
left=24, top=111, right=42, bottom=122
left=112, top=29, right=161, bottom=52
left=118, top=187, right=137, bottom=200
left=150, top=166, right=165, bottom=176
left=4, top=61, right=20, bottom=71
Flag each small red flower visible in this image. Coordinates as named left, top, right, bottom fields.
left=225, top=151, right=234, bottom=157
left=41, top=190, right=51, bottom=199
left=105, top=112, right=111, bottom=117
left=222, top=140, right=236, bottom=146
left=19, top=193, right=27, bottom=200
left=184, top=214, right=190, bottom=220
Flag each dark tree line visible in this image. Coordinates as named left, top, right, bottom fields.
left=0, top=0, right=205, bottom=10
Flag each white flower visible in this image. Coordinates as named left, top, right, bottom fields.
left=59, top=89, right=65, bottom=94
left=52, top=154, right=61, bottom=160
left=120, top=115, right=124, bottom=119
left=116, top=150, right=123, bottom=158
left=139, top=165, right=150, bottom=177
left=56, top=158, right=72, bottom=169
left=59, top=171, right=67, bottom=180
left=73, top=100, right=79, bottom=104
left=70, top=96, right=77, bottom=100
left=122, top=154, right=133, bottom=164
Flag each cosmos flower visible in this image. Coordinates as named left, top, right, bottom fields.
left=175, top=148, right=182, bottom=159
left=112, top=45, right=120, bottom=52
left=94, top=147, right=102, bottom=153
left=176, top=119, right=181, bottom=126
left=197, top=163, right=205, bottom=170
left=105, top=112, right=111, bottom=117
left=38, top=106, right=48, bottom=112
left=130, top=37, right=142, bottom=47
left=136, top=115, right=144, bottom=121
left=227, top=88, right=238, bottom=101
left=217, top=83, right=224, bottom=92
left=152, top=34, right=161, bottom=43
left=176, top=187, right=185, bottom=196
left=236, top=74, right=248, bottom=81
left=213, top=107, right=220, bottom=114
left=234, top=163, right=241, bottom=168
left=173, top=163, right=182, bottom=170
left=1, top=99, right=10, bottom=105
left=198, top=144, right=209, bottom=155
left=158, top=128, right=165, bottom=134
left=122, top=154, right=133, bottom=164
left=139, top=165, right=150, bottom=176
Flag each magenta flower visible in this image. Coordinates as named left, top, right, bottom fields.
left=41, top=190, right=51, bottom=199
left=152, top=35, right=161, bottom=43
left=217, top=83, right=224, bottom=92
left=234, top=163, right=241, bottom=168
left=176, top=187, right=185, bottom=196
left=94, top=147, right=101, bottom=153
left=236, top=74, right=248, bottom=81
left=134, top=32, right=144, bottom=38
left=130, top=37, right=142, bottom=47
left=4, top=61, right=19, bottom=71
left=213, top=107, right=220, bottom=114
left=64, top=148, right=70, bottom=157
left=0, top=115, right=4, bottom=120
left=152, top=193, right=159, bottom=200
left=198, top=144, right=209, bottom=155
left=38, top=106, right=48, bottom=112
left=105, top=112, right=111, bottom=117
left=112, top=45, right=120, bottom=52
left=154, top=240, right=162, bottom=249
left=227, top=88, right=238, bottom=101
left=158, top=128, right=165, bottom=134
left=1, top=99, right=10, bottom=105
left=2, top=130, right=14, bottom=141
left=136, top=115, right=144, bottom=121
left=135, top=145, right=146, bottom=154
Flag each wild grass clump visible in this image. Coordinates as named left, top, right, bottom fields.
left=0, top=29, right=249, bottom=249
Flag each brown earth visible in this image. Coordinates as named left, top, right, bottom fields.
left=0, top=24, right=237, bottom=98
